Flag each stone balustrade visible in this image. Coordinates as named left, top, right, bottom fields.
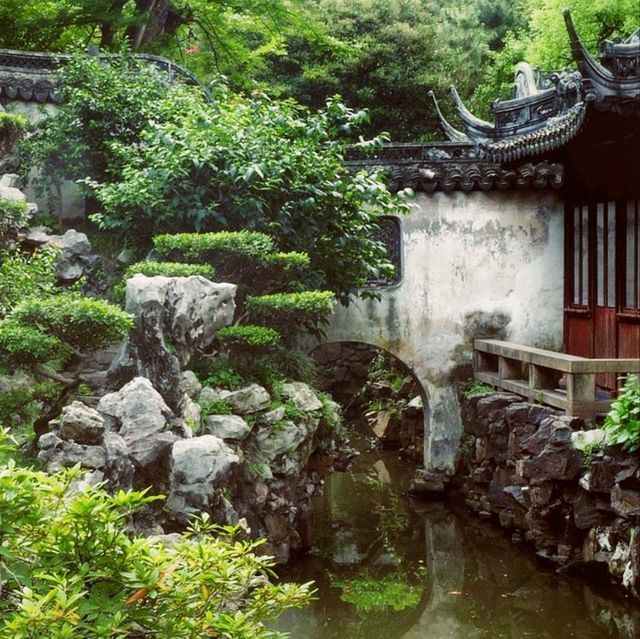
left=474, top=338, right=640, bottom=422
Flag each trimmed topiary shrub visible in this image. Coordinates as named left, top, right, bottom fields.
left=124, top=260, right=215, bottom=280
left=217, top=325, right=281, bottom=350
left=245, top=290, right=335, bottom=338
left=0, top=321, right=70, bottom=367
left=8, top=294, right=134, bottom=352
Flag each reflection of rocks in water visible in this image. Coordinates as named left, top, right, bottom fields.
left=275, top=451, right=640, bottom=639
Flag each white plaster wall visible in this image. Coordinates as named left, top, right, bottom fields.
left=321, top=189, right=565, bottom=471
left=2, top=101, right=85, bottom=220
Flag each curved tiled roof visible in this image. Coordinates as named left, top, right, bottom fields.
left=0, top=49, right=204, bottom=104
left=476, top=102, right=587, bottom=164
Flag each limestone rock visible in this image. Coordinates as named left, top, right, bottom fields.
left=280, top=382, right=322, bottom=412
left=166, top=435, right=239, bottom=523
left=0, top=173, right=27, bottom=201
left=38, top=402, right=133, bottom=489
left=255, top=420, right=310, bottom=460
left=179, top=370, right=202, bottom=398
left=107, top=276, right=236, bottom=409
left=203, top=384, right=271, bottom=415
left=98, top=377, right=178, bottom=469
left=571, top=428, right=608, bottom=451
left=57, top=401, right=105, bottom=445
left=203, top=414, right=253, bottom=440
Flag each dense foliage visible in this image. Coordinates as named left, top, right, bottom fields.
left=0, top=200, right=30, bottom=247
left=24, top=52, right=406, bottom=303
left=21, top=52, right=169, bottom=192
left=91, top=86, right=403, bottom=301
left=0, top=430, right=311, bottom=638
left=470, top=0, right=639, bottom=111
left=0, top=248, right=60, bottom=318
left=603, top=375, right=640, bottom=452
left=257, top=0, right=525, bottom=140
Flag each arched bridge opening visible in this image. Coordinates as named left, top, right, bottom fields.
left=311, top=340, right=429, bottom=467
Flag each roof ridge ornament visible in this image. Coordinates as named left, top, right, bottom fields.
left=562, top=8, right=640, bottom=113
left=428, top=90, right=470, bottom=143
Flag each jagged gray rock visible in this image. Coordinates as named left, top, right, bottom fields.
left=57, top=400, right=105, bottom=445
left=98, top=377, right=178, bottom=469
left=166, top=435, right=239, bottom=523
left=38, top=404, right=133, bottom=489
left=203, top=414, right=253, bottom=440
left=106, top=275, right=236, bottom=409
left=199, top=383, right=270, bottom=415
left=280, top=382, right=323, bottom=412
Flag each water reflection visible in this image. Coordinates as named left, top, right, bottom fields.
left=276, top=448, right=640, bottom=639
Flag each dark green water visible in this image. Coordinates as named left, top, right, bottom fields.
left=275, top=445, right=640, bottom=639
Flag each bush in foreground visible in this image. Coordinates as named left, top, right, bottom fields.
left=0, top=429, right=311, bottom=638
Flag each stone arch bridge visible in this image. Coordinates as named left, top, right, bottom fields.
left=312, top=155, right=566, bottom=472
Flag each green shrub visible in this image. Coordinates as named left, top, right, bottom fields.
left=0, top=321, right=70, bottom=367
left=196, top=361, right=247, bottom=391
left=0, top=112, right=27, bottom=154
left=200, top=398, right=234, bottom=417
left=8, top=294, right=134, bottom=352
left=603, top=375, right=640, bottom=452
left=229, top=348, right=318, bottom=390
left=0, top=377, right=58, bottom=425
left=0, top=198, right=29, bottom=245
left=154, top=231, right=274, bottom=263
left=125, top=260, right=216, bottom=280
left=217, top=325, right=281, bottom=350
left=245, top=290, right=335, bottom=338
left=462, top=379, right=496, bottom=399
left=0, top=431, right=311, bottom=638
left=259, top=251, right=313, bottom=292
left=0, top=247, right=59, bottom=318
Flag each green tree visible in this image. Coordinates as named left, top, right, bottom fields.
left=0, top=430, right=311, bottom=638
left=471, top=0, right=639, bottom=111
left=24, top=52, right=407, bottom=303
left=0, top=0, right=320, bottom=85
left=255, top=0, right=524, bottom=140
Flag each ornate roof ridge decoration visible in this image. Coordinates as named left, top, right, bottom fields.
left=563, top=8, right=640, bottom=115
left=346, top=143, right=563, bottom=193
left=476, top=102, right=586, bottom=163
left=430, top=11, right=639, bottom=160
left=427, top=90, right=469, bottom=143
left=0, top=49, right=204, bottom=104
left=384, top=160, right=563, bottom=193
left=431, top=63, right=587, bottom=162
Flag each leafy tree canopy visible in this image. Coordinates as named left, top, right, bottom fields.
left=469, top=0, right=639, bottom=114
left=253, top=0, right=525, bottom=141
left=23, top=52, right=408, bottom=304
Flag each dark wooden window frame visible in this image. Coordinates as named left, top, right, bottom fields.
left=565, top=199, right=640, bottom=322
left=565, top=202, right=593, bottom=317
left=619, top=198, right=640, bottom=320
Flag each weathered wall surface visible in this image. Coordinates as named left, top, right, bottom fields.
left=320, top=189, right=565, bottom=472
left=1, top=100, right=84, bottom=220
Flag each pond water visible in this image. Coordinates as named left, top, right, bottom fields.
left=274, top=439, right=640, bottom=639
